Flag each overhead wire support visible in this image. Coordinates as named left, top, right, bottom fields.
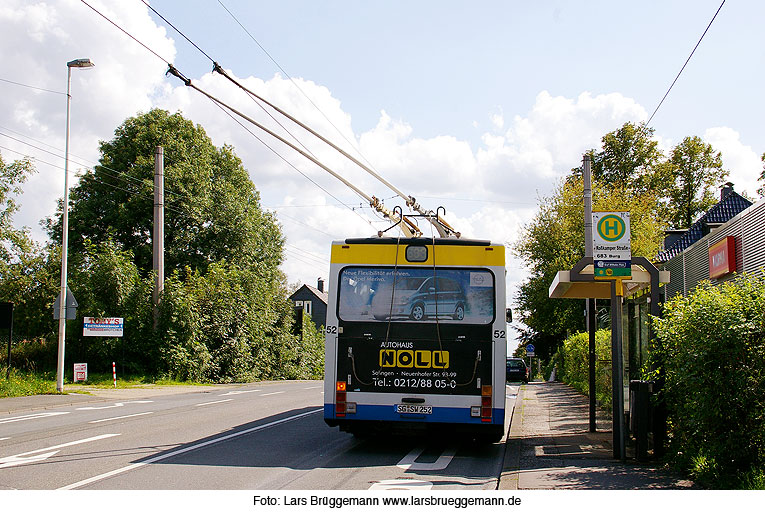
left=211, top=63, right=459, bottom=238
left=165, top=65, right=420, bottom=238
left=138, top=0, right=456, bottom=237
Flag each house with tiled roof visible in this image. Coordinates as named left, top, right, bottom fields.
left=657, top=183, right=765, bottom=298
left=656, top=183, right=752, bottom=263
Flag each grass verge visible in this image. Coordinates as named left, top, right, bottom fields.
left=0, top=368, right=209, bottom=398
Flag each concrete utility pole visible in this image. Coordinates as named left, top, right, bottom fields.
left=153, top=146, right=165, bottom=328
left=583, top=154, right=597, bottom=433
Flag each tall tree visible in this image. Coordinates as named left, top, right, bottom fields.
left=48, top=109, right=283, bottom=275
left=575, top=122, right=664, bottom=192
left=514, top=174, right=667, bottom=360
left=664, top=136, right=727, bottom=228
left=0, top=154, right=36, bottom=261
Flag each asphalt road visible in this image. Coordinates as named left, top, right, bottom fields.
left=0, top=381, right=520, bottom=490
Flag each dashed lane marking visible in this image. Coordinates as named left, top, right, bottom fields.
left=369, top=479, right=434, bottom=490
left=195, top=399, right=233, bottom=407
left=89, top=412, right=153, bottom=424
left=0, top=412, right=69, bottom=425
left=58, top=408, right=322, bottom=490
left=220, top=390, right=261, bottom=396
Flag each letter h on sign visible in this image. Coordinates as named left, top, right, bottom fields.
left=603, top=219, right=619, bottom=238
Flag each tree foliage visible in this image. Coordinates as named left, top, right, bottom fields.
left=0, top=155, right=60, bottom=343
left=0, top=155, right=36, bottom=261
left=4, top=111, right=324, bottom=383
left=49, top=109, right=283, bottom=275
left=648, top=275, right=765, bottom=487
left=513, top=173, right=666, bottom=359
left=514, top=122, right=729, bottom=359
left=662, top=136, right=727, bottom=228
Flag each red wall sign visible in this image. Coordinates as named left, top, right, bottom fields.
left=709, top=236, right=736, bottom=279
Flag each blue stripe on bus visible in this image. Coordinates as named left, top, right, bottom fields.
left=324, top=403, right=505, bottom=425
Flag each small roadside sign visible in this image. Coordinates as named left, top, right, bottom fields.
left=526, top=344, right=535, bottom=357
left=73, top=363, right=87, bottom=383
left=592, top=211, right=632, bottom=280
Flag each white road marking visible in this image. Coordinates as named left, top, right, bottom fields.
left=0, top=433, right=120, bottom=469
left=89, top=412, right=153, bottom=424
left=220, top=390, right=261, bottom=396
left=369, top=479, right=434, bottom=490
left=59, top=408, right=322, bottom=490
left=303, top=386, right=322, bottom=390
left=195, top=399, right=233, bottom=407
left=260, top=391, right=284, bottom=397
left=0, top=437, right=10, bottom=441
left=396, top=446, right=456, bottom=471
left=76, top=401, right=152, bottom=411
left=0, top=412, right=69, bottom=425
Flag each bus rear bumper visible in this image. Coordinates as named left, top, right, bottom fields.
left=324, top=403, right=505, bottom=435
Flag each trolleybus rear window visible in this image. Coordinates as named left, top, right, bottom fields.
left=338, top=267, right=494, bottom=324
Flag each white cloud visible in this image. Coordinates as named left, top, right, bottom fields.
left=703, top=127, right=762, bottom=198
left=4, top=0, right=762, bottom=333
left=1, top=0, right=175, bottom=239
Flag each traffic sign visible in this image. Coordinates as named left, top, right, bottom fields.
left=53, top=287, right=78, bottom=320
left=592, top=211, right=631, bottom=280
left=526, top=344, right=535, bottom=357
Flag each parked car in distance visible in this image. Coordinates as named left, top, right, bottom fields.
left=506, top=358, right=529, bottom=383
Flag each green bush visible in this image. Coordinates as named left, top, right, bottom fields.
left=649, top=275, right=765, bottom=488
left=553, top=329, right=612, bottom=412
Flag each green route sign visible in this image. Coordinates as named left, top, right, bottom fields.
left=592, top=211, right=631, bottom=280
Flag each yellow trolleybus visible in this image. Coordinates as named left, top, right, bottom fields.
left=323, top=237, right=508, bottom=441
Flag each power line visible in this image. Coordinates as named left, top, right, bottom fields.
left=273, top=210, right=341, bottom=239
left=88, top=0, right=392, bottom=232
left=0, top=77, right=65, bottom=95
left=80, top=0, right=171, bottom=65
left=136, top=0, right=380, bottom=223
left=0, top=144, right=186, bottom=217
left=646, top=0, right=725, bottom=126
left=206, top=97, right=375, bottom=228
left=139, top=0, right=215, bottom=64
left=285, top=243, right=328, bottom=264
left=0, top=129, right=191, bottom=205
left=216, top=0, right=377, bottom=172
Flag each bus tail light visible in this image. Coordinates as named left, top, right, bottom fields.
left=481, top=385, right=492, bottom=422
left=336, top=381, right=347, bottom=417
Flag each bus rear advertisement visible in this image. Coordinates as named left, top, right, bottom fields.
left=323, top=238, right=508, bottom=442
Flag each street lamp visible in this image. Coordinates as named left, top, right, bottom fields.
left=56, top=58, right=95, bottom=393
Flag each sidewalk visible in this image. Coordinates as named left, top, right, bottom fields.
left=499, top=381, right=695, bottom=490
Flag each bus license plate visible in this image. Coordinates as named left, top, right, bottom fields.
left=396, top=404, right=432, bottom=415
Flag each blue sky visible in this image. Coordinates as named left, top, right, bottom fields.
left=154, top=0, right=764, bottom=150
left=1, top=1, right=763, bottom=349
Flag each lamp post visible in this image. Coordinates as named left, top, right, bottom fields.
left=56, top=58, right=95, bottom=393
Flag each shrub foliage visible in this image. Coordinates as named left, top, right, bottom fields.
left=552, top=329, right=612, bottom=412
left=649, top=275, right=765, bottom=487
